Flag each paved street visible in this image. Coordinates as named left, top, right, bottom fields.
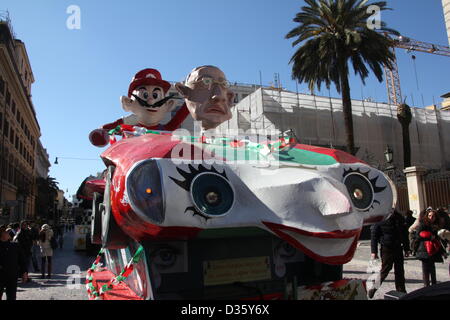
left=16, top=230, right=91, bottom=300
left=13, top=235, right=450, bottom=300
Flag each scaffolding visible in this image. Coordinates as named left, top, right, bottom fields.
left=218, top=88, right=450, bottom=170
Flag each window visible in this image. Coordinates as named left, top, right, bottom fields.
left=3, top=120, right=9, bottom=138
left=9, top=128, right=14, bottom=144
left=15, top=135, right=19, bottom=150
left=6, top=90, right=11, bottom=106
left=8, top=162, right=13, bottom=184
left=2, top=157, right=8, bottom=180
left=0, top=112, right=2, bottom=132
left=234, top=94, right=239, bottom=103
left=0, top=77, right=5, bottom=95
left=11, top=100, right=16, bottom=115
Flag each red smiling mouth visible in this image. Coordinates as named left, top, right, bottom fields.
left=263, top=222, right=361, bottom=265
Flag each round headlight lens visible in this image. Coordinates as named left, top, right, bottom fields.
left=190, top=172, right=234, bottom=217
left=343, top=173, right=374, bottom=211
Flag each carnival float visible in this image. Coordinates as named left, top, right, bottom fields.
left=79, top=66, right=396, bottom=300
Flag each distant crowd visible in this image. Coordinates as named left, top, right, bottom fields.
left=0, top=220, right=74, bottom=300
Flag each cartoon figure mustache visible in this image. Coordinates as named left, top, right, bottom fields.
left=131, top=94, right=179, bottom=109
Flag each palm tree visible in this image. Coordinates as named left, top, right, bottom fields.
left=286, top=0, right=399, bottom=155
left=397, top=102, right=412, bottom=168
left=36, top=176, right=59, bottom=219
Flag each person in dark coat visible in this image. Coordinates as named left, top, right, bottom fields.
left=415, top=209, right=445, bottom=287
left=13, top=221, right=34, bottom=283
left=0, top=225, right=20, bottom=300
left=368, top=210, right=411, bottom=298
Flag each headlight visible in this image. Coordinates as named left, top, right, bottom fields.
left=343, top=172, right=374, bottom=211
left=126, top=159, right=164, bottom=224
left=190, top=172, right=235, bottom=218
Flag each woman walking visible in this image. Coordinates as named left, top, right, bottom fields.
left=38, top=224, right=53, bottom=279
left=415, top=209, right=445, bottom=287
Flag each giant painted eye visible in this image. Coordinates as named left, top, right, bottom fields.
left=126, top=160, right=164, bottom=223
left=190, top=173, right=234, bottom=217
left=169, top=165, right=234, bottom=220
left=343, top=168, right=387, bottom=212
left=151, top=246, right=179, bottom=270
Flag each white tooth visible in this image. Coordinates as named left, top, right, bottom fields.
left=281, top=229, right=355, bottom=257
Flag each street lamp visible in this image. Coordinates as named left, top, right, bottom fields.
left=384, top=146, right=395, bottom=181
left=384, top=145, right=393, bottom=164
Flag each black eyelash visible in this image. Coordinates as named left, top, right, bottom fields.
left=169, top=164, right=227, bottom=221
left=185, top=206, right=210, bottom=221
left=343, top=167, right=387, bottom=212
left=169, top=164, right=227, bottom=191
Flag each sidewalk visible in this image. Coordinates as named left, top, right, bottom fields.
left=343, top=240, right=450, bottom=299
left=16, top=230, right=91, bottom=300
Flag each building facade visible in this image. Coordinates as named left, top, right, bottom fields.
left=36, top=139, right=50, bottom=178
left=214, top=88, right=450, bottom=171
left=0, top=18, right=41, bottom=223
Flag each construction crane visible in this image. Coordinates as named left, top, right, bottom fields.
left=384, top=35, right=450, bottom=106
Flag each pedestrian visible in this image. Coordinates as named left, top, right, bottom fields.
left=414, top=209, right=446, bottom=287
left=0, top=225, right=20, bottom=300
left=409, top=209, right=429, bottom=256
left=404, top=210, right=416, bottom=253
left=368, top=210, right=411, bottom=298
left=38, top=224, right=54, bottom=279
left=58, top=225, right=64, bottom=249
left=29, top=222, right=41, bottom=272
left=13, top=221, right=34, bottom=283
left=438, top=227, right=450, bottom=277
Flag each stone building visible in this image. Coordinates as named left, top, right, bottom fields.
left=0, top=16, right=42, bottom=223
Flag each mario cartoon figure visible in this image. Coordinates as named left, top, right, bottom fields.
left=89, top=68, right=189, bottom=147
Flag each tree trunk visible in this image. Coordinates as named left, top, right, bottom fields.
left=401, top=124, right=411, bottom=168
left=397, top=103, right=412, bottom=169
left=339, top=68, right=356, bottom=155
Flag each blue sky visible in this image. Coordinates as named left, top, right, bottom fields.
left=2, top=0, right=449, bottom=200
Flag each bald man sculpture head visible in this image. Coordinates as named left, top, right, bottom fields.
left=175, top=65, right=235, bottom=130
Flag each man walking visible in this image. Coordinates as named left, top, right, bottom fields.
left=368, top=210, right=411, bottom=298
left=0, top=225, right=20, bottom=300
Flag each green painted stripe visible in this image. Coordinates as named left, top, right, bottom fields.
left=189, top=142, right=336, bottom=166
left=276, top=148, right=337, bottom=166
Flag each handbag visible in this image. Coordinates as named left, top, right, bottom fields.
left=50, top=236, right=58, bottom=250
left=420, top=231, right=441, bottom=256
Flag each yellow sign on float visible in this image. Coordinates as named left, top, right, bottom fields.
left=203, top=256, right=271, bottom=286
